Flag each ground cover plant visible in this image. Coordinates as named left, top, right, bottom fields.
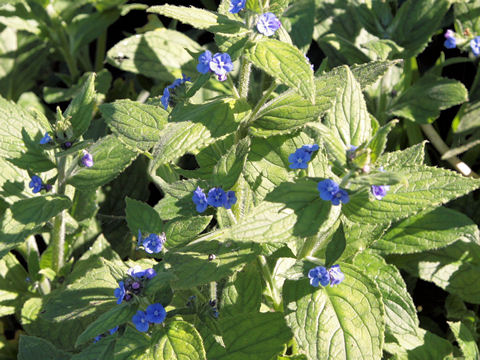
left=1, top=0, right=480, bottom=359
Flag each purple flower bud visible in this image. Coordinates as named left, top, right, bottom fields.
left=81, top=150, right=94, bottom=168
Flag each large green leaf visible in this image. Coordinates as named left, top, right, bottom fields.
left=388, top=75, right=468, bottom=124
left=68, top=135, right=138, bottom=189
left=373, top=207, right=479, bottom=254
left=101, top=100, right=168, bottom=152
left=106, top=29, right=203, bottom=80
left=114, top=326, right=150, bottom=360
left=18, top=335, right=71, bottom=360
left=283, top=263, right=384, bottom=360
left=150, top=320, right=206, bottom=360
left=125, top=197, right=163, bottom=236
left=349, top=60, right=402, bottom=89
left=212, top=137, right=250, bottom=189
left=246, top=39, right=315, bottom=103
left=282, top=0, right=315, bottom=52
left=64, top=73, right=96, bottom=139
left=448, top=321, right=480, bottom=360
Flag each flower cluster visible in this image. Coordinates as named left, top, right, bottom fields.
left=93, top=326, right=118, bottom=343
left=308, top=265, right=345, bottom=287
left=317, top=179, right=349, bottom=205
left=113, top=266, right=157, bottom=304
left=197, top=51, right=234, bottom=81
left=29, top=175, right=52, bottom=193
left=288, top=144, right=319, bottom=169
left=229, top=0, right=245, bottom=14
left=160, top=74, right=191, bottom=110
left=256, top=12, right=281, bottom=37
left=137, top=231, right=166, bottom=254
left=192, top=186, right=237, bottom=213
left=132, top=303, right=167, bottom=332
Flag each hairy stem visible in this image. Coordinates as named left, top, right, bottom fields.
left=51, top=156, right=67, bottom=274
left=238, top=58, right=252, bottom=99
left=257, top=255, right=282, bottom=312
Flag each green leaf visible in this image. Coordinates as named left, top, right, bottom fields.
left=448, top=321, right=480, bottom=359
left=0, top=156, right=30, bottom=204
left=218, top=312, right=292, bottom=360
left=68, top=135, right=138, bottom=189
left=367, top=120, right=398, bottom=163
left=0, top=252, right=28, bottom=316
left=340, top=216, right=388, bottom=260
left=164, top=215, right=212, bottom=249
left=106, top=29, right=203, bottom=80
left=64, top=73, right=96, bottom=139
left=76, top=303, right=137, bottom=346
left=246, top=39, right=315, bottom=103
left=323, top=66, right=371, bottom=147
left=18, top=335, right=71, bottom=360
left=283, top=0, right=315, bottom=52
left=125, top=197, right=163, bottom=236
left=455, top=0, right=480, bottom=35
left=148, top=5, right=248, bottom=36
left=388, top=75, right=468, bottom=124
left=114, top=326, right=150, bottom=360
left=220, top=262, right=262, bottom=317
left=373, top=207, right=479, bottom=255
left=71, top=336, right=116, bottom=360
left=379, top=142, right=426, bottom=167
left=345, top=60, right=403, bottom=90
left=101, top=100, right=168, bottom=153
left=316, top=33, right=371, bottom=67
left=150, top=320, right=206, bottom=360
left=212, top=137, right=250, bottom=189
left=283, top=263, right=384, bottom=360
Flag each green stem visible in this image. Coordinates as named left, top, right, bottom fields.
left=238, top=58, right=252, bottom=99
left=95, top=31, right=107, bottom=72
left=296, top=236, right=318, bottom=259
left=257, top=255, right=282, bottom=312
left=209, top=281, right=217, bottom=303
left=51, top=156, right=67, bottom=274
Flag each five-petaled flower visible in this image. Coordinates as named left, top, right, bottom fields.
left=160, top=74, right=191, bottom=110
left=207, top=187, right=227, bottom=207
left=224, top=190, right=237, bottom=209
left=308, top=264, right=345, bottom=287
left=145, top=303, right=167, bottom=324
left=301, top=144, right=319, bottom=153
left=140, top=232, right=166, bottom=254
left=197, top=50, right=212, bottom=74
left=256, top=12, right=281, bottom=37
left=114, top=280, right=126, bottom=304
left=371, top=184, right=390, bottom=200
left=127, top=265, right=157, bottom=279
left=193, top=186, right=208, bottom=213
left=471, top=36, right=480, bottom=56
left=444, top=29, right=457, bottom=49
left=229, top=0, right=246, bottom=14
left=81, top=150, right=94, bottom=168
left=209, top=53, right=234, bottom=81
left=288, top=148, right=312, bottom=169
left=39, top=132, right=52, bottom=145
left=317, top=179, right=349, bottom=205
left=132, top=310, right=149, bottom=332
left=29, top=175, right=43, bottom=193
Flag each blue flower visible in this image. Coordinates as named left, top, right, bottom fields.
left=229, top=0, right=246, bottom=14
left=444, top=29, right=456, bottom=49
left=256, top=12, right=281, bottom=37
left=161, top=87, right=170, bottom=110
left=224, top=190, right=237, bottom=209
left=145, top=303, right=167, bottom=324
left=197, top=50, right=213, bottom=74
left=331, top=189, right=349, bottom=206
left=317, top=179, right=339, bottom=201
left=132, top=310, right=149, bottom=332
left=160, top=74, right=191, bottom=110
left=142, top=233, right=165, bottom=254
left=193, top=186, right=208, bottom=213
left=29, top=175, right=43, bottom=193
left=328, top=265, right=345, bottom=286
left=93, top=335, right=103, bottom=343
left=207, top=187, right=227, bottom=207
left=114, top=281, right=125, bottom=304
left=144, top=268, right=157, bottom=279
left=288, top=148, right=312, bottom=169
left=371, top=184, right=390, bottom=200
left=471, top=36, right=480, bottom=56
left=308, top=266, right=329, bottom=287
left=347, top=145, right=358, bottom=160
left=81, top=150, right=93, bottom=168
left=209, top=53, right=234, bottom=81
left=109, top=326, right=119, bottom=335
left=39, top=132, right=52, bottom=144
left=127, top=265, right=157, bottom=279
left=301, top=144, right=319, bottom=153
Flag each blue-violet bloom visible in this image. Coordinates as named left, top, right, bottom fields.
left=109, top=326, right=119, bottom=335
left=132, top=310, right=149, bottom=332
left=82, top=150, right=93, bottom=168
left=301, top=144, right=319, bottom=153
left=209, top=53, right=234, bottom=81
left=371, top=184, right=390, bottom=200
left=328, top=265, right=345, bottom=286
left=256, top=12, right=281, bottom=37
left=331, top=188, right=349, bottom=206
left=444, top=29, right=456, bottom=49
left=127, top=265, right=145, bottom=278
left=288, top=148, right=312, bottom=169
left=145, top=303, right=167, bottom=324
left=207, top=187, right=227, bottom=207
left=114, top=281, right=126, bottom=304
left=93, top=335, right=102, bottom=343
left=144, top=268, right=157, bottom=279
left=317, top=179, right=339, bottom=201
left=142, top=233, right=166, bottom=254
left=197, top=50, right=213, bottom=74
left=160, top=74, right=191, bottom=110
left=308, top=266, right=330, bottom=287
left=229, top=0, right=246, bottom=14
left=193, top=186, right=208, bottom=213
left=471, top=36, right=480, bottom=56
left=224, top=190, right=237, bottom=209
left=40, top=132, right=52, bottom=144
left=29, top=175, right=43, bottom=193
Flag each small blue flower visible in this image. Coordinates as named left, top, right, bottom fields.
left=229, top=0, right=246, bottom=14
left=142, top=233, right=165, bottom=254
left=29, top=175, right=43, bottom=193
left=224, top=190, right=237, bottom=209
left=207, top=187, right=227, bottom=207
left=161, top=87, right=170, bottom=110
left=144, top=268, right=157, bottom=279
left=127, top=265, right=145, bottom=278
left=308, top=266, right=329, bottom=287
left=301, top=144, right=319, bottom=153
left=109, top=326, right=119, bottom=335
left=256, top=12, right=281, bottom=37
left=132, top=310, right=149, bottom=332
left=328, top=265, right=345, bottom=286
left=39, top=132, right=52, bottom=144
left=331, top=189, right=349, bottom=206
left=114, top=281, right=125, bottom=304
left=347, top=145, right=358, bottom=160
left=317, top=179, right=339, bottom=201
left=212, top=308, right=219, bottom=318
left=93, top=335, right=103, bottom=343
left=471, top=36, right=480, bottom=56
left=193, top=186, right=208, bottom=213
left=145, top=303, right=167, bottom=324
left=209, top=53, right=234, bottom=81
left=444, top=29, right=456, bottom=49
left=288, top=148, right=312, bottom=169
left=371, top=184, right=390, bottom=200
left=81, top=150, right=93, bottom=168
left=160, top=74, right=191, bottom=110
left=197, top=50, right=213, bottom=74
